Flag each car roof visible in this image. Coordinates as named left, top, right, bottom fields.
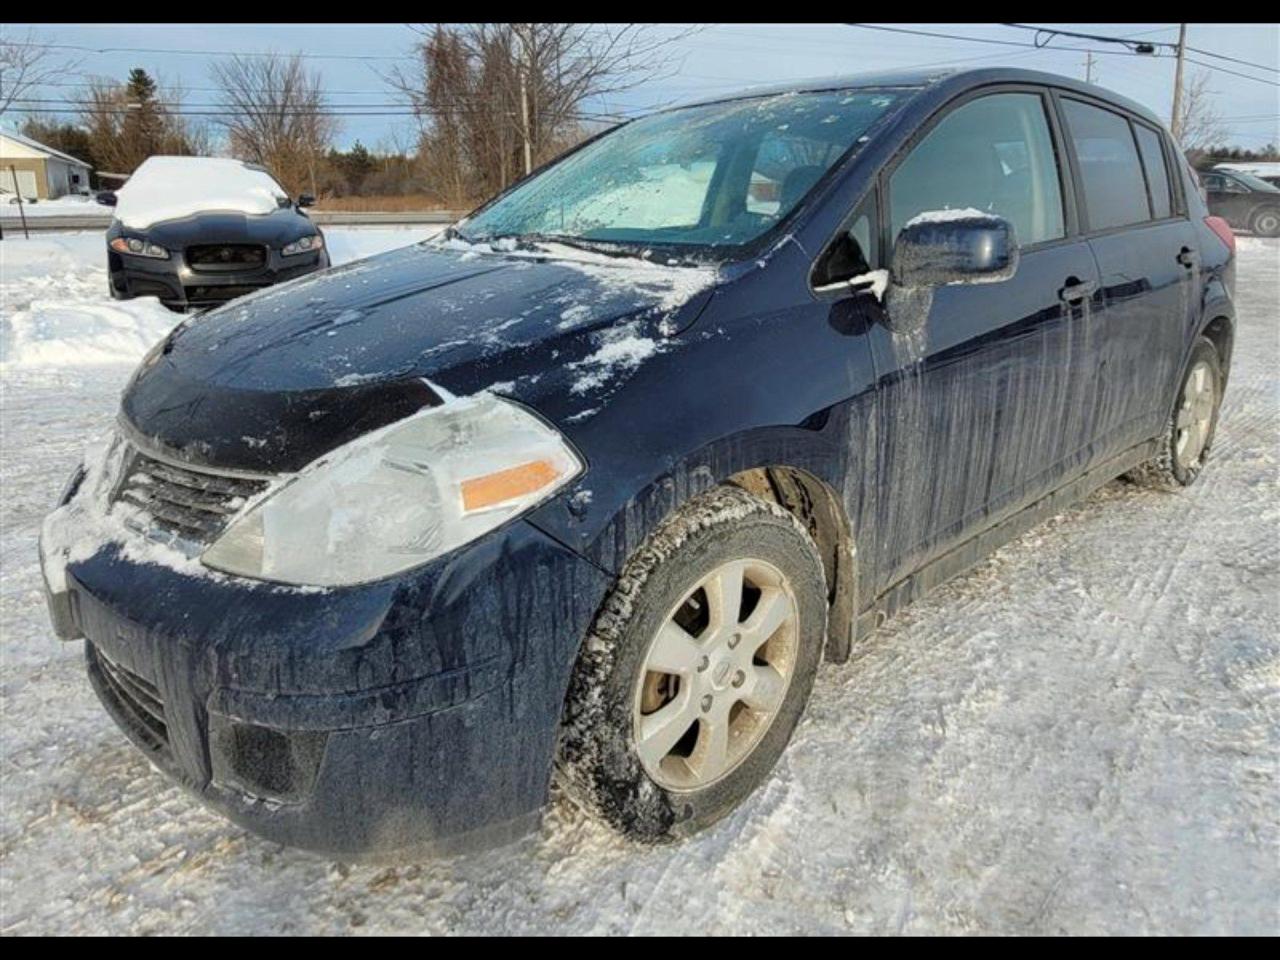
left=673, top=66, right=1167, bottom=131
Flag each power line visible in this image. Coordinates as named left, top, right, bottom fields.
left=28, top=42, right=412, bottom=63
left=1185, top=45, right=1280, bottom=76
left=845, top=23, right=1164, bottom=58
left=1183, top=56, right=1280, bottom=87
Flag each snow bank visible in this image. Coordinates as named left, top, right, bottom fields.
left=0, top=228, right=440, bottom=369
left=1, top=194, right=112, bottom=218
left=113, top=156, right=289, bottom=229
left=0, top=235, right=178, bottom=367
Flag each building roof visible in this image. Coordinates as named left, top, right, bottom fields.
left=0, top=128, right=93, bottom=169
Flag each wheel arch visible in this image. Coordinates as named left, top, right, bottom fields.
left=546, top=425, right=863, bottom=664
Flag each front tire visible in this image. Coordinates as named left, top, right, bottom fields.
left=1128, top=336, right=1223, bottom=490
left=556, top=484, right=828, bottom=843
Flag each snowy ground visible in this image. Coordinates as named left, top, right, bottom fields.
left=0, top=236, right=1277, bottom=935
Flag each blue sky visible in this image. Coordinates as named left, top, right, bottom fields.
left=11, top=22, right=1280, bottom=150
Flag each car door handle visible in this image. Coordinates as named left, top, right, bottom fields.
left=1058, top=278, right=1097, bottom=304
left=1177, top=247, right=1197, bottom=269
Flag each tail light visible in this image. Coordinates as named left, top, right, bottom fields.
left=1205, top=216, right=1235, bottom=255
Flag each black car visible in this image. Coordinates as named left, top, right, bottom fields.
left=42, top=68, right=1235, bottom=860
left=99, top=156, right=329, bottom=311
left=1199, top=168, right=1280, bottom=237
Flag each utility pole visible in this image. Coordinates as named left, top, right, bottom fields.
left=517, top=25, right=532, bottom=177
left=1171, top=22, right=1188, bottom=140
left=1084, top=50, right=1095, bottom=84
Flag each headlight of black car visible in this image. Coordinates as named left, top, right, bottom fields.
left=109, top=237, right=169, bottom=259
left=281, top=234, right=324, bottom=256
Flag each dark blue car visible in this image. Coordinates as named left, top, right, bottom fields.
left=41, top=67, right=1236, bottom=860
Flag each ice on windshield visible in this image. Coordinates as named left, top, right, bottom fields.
left=460, top=88, right=911, bottom=251
left=113, top=156, right=291, bottom=229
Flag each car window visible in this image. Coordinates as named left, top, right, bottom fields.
left=1202, top=173, right=1225, bottom=191
left=1133, top=125, right=1173, bottom=219
left=460, top=88, right=910, bottom=252
left=1061, top=99, right=1151, bottom=231
left=888, top=92, right=1065, bottom=249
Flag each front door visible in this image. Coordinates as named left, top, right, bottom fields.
left=866, top=88, right=1100, bottom=595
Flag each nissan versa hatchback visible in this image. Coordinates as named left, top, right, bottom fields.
left=41, top=68, right=1235, bottom=859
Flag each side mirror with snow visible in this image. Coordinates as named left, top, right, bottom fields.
left=296, top=194, right=316, bottom=208
left=95, top=191, right=118, bottom=207
left=890, top=211, right=1018, bottom=289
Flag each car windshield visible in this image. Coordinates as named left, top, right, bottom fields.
left=457, top=88, right=912, bottom=253
left=1228, top=171, right=1280, bottom=193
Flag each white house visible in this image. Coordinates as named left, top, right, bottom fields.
left=0, top=129, right=94, bottom=200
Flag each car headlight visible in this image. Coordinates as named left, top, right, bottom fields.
left=281, top=234, right=323, bottom=256
left=201, top=393, right=584, bottom=586
left=110, top=237, right=169, bottom=259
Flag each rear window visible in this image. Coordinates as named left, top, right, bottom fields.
left=1133, top=124, right=1173, bottom=219
left=1062, top=99, right=1150, bottom=231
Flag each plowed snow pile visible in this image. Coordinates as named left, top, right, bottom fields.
left=0, top=234, right=1276, bottom=935
left=0, top=228, right=440, bottom=367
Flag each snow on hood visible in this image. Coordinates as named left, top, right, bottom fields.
left=431, top=234, right=718, bottom=312
left=114, top=156, right=290, bottom=229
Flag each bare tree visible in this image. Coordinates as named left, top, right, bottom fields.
left=1175, top=70, right=1227, bottom=154
left=0, top=29, right=78, bottom=117
left=388, top=23, right=692, bottom=205
left=77, top=69, right=207, bottom=176
left=210, top=52, right=338, bottom=197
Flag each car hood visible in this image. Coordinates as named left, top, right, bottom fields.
left=123, top=207, right=315, bottom=246
left=121, top=240, right=719, bottom=472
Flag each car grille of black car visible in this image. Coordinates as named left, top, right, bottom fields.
left=184, top=284, right=269, bottom=305
left=95, top=649, right=169, bottom=753
left=114, top=446, right=271, bottom=551
left=186, top=243, right=267, bottom=271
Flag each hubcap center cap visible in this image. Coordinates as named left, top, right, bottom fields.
left=709, top=653, right=734, bottom=690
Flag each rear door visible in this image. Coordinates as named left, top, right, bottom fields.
left=1057, top=96, right=1199, bottom=457
left=867, top=87, right=1101, bottom=594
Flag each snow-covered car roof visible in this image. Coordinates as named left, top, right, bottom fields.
left=113, top=156, right=290, bottom=229
left=1214, top=162, right=1280, bottom=178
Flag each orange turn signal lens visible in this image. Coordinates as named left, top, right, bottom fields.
left=460, top=460, right=561, bottom=513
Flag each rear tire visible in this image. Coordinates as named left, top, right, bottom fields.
left=1127, top=337, right=1223, bottom=490
left=1251, top=206, right=1280, bottom=238
left=556, top=484, right=828, bottom=843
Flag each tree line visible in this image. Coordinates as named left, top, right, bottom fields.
left=5, top=24, right=685, bottom=207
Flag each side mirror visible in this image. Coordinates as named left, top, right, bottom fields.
left=296, top=194, right=316, bottom=208
left=95, top=191, right=118, bottom=207
left=891, top=211, right=1018, bottom=289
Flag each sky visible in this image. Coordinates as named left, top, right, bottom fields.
left=7, top=22, right=1279, bottom=151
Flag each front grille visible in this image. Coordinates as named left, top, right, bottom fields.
left=95, top=649, right=168, bottom=752
left=183, top=284, right=267, bottom=305
left=114, top=447, right=270, bottom=551
left=186, top=243, right=267, bottom=272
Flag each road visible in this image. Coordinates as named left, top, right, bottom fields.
left=0, top=237, right=1276, bottom=935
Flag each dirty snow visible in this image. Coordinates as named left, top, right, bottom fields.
left=112, top=156, right=289, bottom=230
left=0, top=238, right=1277, bottom=934
left=0, top=227, right=441, bottom=368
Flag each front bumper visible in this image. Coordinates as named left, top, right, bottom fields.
left=43, top=521, right=612, bottom=860
left=108, top=248, right=328, bottom=310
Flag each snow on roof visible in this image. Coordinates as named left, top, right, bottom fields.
left=0, top=128, right=93, bottom=168
left=1215, top=162, right=1280, bottom=177
left=113, top=156, right=290, bottom=229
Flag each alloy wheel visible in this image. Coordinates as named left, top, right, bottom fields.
left=632, top=558, right=799, bottom=791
